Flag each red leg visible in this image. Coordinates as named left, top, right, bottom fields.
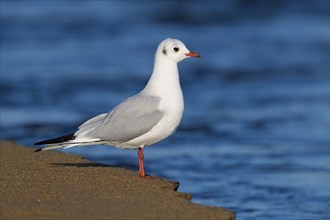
left=138, top=147, right=146, bottom=177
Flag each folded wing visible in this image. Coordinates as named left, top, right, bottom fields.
left=75, top=95, right=164, bottom=143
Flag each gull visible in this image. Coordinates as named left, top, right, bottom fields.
left=35, top=38, right=200, bottom=177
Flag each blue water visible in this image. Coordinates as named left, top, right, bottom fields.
left=1, top=1, right=329, bottom=219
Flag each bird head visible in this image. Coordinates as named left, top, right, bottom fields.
left=157, top=38, right=201, bottom=63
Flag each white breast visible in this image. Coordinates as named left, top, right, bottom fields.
left=124, top=87, right=184, bottom=148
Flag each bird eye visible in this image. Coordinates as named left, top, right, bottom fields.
left=173, top=47, right=179, bottom=52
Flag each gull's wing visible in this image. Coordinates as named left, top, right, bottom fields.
left=75, top=95, right=163, bottom=143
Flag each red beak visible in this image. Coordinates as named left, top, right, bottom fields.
left=185, top=51, right=201, bottom=58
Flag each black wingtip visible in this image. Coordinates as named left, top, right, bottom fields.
left=34, top=148, right=43, bottom=152
left=34, top=140, right=49, bottom=145
left=34, top=133, right=75, bottom=146
left=34, top=141, right=44, bottom=146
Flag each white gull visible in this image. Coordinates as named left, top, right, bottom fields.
left=35, top=38, right=200, bottom=177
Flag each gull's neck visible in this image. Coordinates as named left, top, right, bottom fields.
left=142, top=55, right=181, bottom=97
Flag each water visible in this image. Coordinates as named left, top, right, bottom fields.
left=1, top=1, right=329, bottom=219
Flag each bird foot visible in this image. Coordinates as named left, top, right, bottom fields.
left=139, top=174, right=155, bottom=179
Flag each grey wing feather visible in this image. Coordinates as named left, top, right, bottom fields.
left=79, top=113, right=108, bottom=128
left=75, top=95, right=163, bottom=142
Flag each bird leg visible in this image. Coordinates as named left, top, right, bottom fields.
left=138, top=147, right=146, bottom=177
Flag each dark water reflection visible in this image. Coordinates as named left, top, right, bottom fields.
left=1, top=1, right=329, bottom=219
